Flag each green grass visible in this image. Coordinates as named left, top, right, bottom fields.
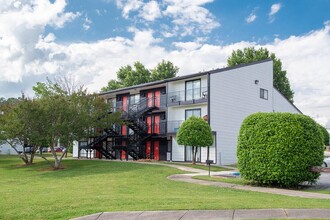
left=161, top=161, right=232, bottom=172
left=2, top=155, right=330, bottom=220
left=303, top=189, right=330, bottom=194
left=193, top=175, right=249, bottom=185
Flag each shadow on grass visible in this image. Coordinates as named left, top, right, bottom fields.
left=0, top=155, right=185, bottom=180
left=39, top=159, right=182, bottom=180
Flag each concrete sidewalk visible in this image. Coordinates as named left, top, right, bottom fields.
left=72, top=209, right=330, bottom=220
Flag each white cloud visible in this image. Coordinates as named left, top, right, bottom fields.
left=83, top=16, right=92, bottom=30
left=269, top=3, right=282, bottom=16
left=113, top=0, right=219, bottom=37
left=269, top=3, right=282, bottom=22
left=139, top=1, right=161, bottom=21
left=173, top=41, right=201, bottom=51
left=0, top=0, right=80, bottom=82
left=246, top=12, right=257, bottom=23
left=163, top=0, right=220, bottom=36
left=114, top=0, right=143, bottom=19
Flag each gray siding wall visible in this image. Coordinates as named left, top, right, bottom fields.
left=273, top=89, right=300, bottom=113
left=210, top=61, right=274, bottom=165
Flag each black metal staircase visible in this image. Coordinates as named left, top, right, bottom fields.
left=82, top=97, right=157, bottom=160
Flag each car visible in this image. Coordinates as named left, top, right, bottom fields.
left=54, top=147, right=63, bottom=152
left=47, top=147, right=64, bottom=152
left=323, top=157, right=330, bottom=167
left=36, top=147, right=47, bottom=153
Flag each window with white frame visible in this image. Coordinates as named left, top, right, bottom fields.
left=185, top=79, right=201, bottom=101
left=185, top=108, right=201, bottom=119
left=129, top=94, right=140, bottom=105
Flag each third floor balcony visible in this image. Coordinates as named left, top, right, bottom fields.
left=167, top=87, right=208, bottom=107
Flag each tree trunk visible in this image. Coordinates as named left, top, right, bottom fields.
left=7, top=141, right=33, bottom=165
left=192, top=146, right=196, bottom=165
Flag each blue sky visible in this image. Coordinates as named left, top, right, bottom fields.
left=48, top=0, right=330, bottom=45
left=0, top=0, right=330, bottom=128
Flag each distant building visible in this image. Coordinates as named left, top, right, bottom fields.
left=73, top=59, right=300, bottom=165
left=0, top=142, right=23, bottom=155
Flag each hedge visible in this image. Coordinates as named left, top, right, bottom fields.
left=318, top=124, right=329, bottom=146
left=237, top=112, right=324, bottom=188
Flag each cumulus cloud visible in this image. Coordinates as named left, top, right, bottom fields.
left=0, top=0, right=80, bottom=82
left=114, top=0, right=143, bottom=19
left=269, top=3, right=282, bottom=22
left=139, top=1, right=161, bottom=21
left=112, top=0, right=219, bottom=37
left=163, top=0, right=220, bottom=36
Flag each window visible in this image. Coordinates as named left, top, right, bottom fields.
left=260, top=88, right=268, bottom=100
left=129, top=94, right=140, bottom=105
left=185, top=79, right=201, bottom=101
left=185, top=109, right=201, bottom=119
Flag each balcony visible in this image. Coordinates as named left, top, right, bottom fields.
left=167, top=120, right=184, bottom=134
left=167, top=87, right=208, bottom=107
left=113, top=95, right=167, bottom=112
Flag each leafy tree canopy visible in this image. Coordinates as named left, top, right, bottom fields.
left=1, top=79, right=121, bottom=169
left=177, top=116, right=213, bottom=164
left=101, top=60, right=179, bottom=92
left=30, top=80, right=121, bottom=169
left=227, top=47, right=294, bottom=102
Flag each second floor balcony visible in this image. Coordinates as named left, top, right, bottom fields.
left=167, top=120, right=184, bottom=134
left=167, top=87, right=208, bottom=106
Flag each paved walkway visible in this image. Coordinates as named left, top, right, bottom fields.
left=160, top=163, right=330, bottom=199
left=73, top=161, right=330, bottom=219
left=72, top=209, right=330, bottom=220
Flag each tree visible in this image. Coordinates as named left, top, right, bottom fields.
left=101, top=60, right=179, bottom=92
left=150, top=60, right=179, bottom=82
left=227, top=47, right=294, bottom=102
left=0, top=97, right=40, bottom=165
left=31, top=80, right=121, bottom=169
left=177, top=116, right=213, bottom=164
left=1, top=80, right=121, bottom=169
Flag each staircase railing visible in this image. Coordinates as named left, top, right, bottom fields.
left=84, top=95, right=160, bottom=160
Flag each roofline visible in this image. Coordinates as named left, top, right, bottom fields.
left=273, top=87, right=302, bottom=114
left=99, top=59, right=273, bottom=95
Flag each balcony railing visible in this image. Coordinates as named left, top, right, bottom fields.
left=167, top=87, right=208, bottom=106
left=113, top=94, right=167, bottom=112
left=167, top=120, right=184, bottom=133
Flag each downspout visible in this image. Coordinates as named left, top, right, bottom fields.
left=207, top=72, right=211, bottom=164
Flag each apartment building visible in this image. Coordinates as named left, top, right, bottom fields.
left=73, top=59, right=300, bottom=165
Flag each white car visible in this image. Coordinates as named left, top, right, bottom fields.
left=323, top=157, right=330, bottom=167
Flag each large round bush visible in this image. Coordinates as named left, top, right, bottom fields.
left=318, top=124, right=329, bottom=146
left=237, top=112, right=324, bottom=187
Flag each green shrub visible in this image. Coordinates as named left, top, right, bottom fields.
left=237, top=112, right=324, bottom=188
left=318, top=124, right=329, bottom=146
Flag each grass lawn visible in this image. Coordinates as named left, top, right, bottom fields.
left=161, top=161, right=231, bottom=172
left=2, top=155, right=330, bottom=220
left=193, top=175, right=249, bottom=185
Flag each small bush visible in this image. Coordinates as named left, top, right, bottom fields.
left=237, top=112, right=324, bottom=188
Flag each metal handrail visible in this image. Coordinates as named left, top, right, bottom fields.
left=167, top=87, right=208, bottom=103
